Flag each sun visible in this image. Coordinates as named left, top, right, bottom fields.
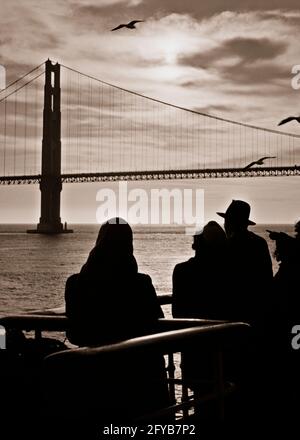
left=162, top=39, right=181, bottom=64
left=161, top=35, right=184, bottom=64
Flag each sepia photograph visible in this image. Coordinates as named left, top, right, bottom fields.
left=0, top=0, right=300, bottom=438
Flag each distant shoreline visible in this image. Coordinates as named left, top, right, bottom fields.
left=0, top=223, right=295, bottom=235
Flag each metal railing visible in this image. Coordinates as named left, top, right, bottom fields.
left=43, top=322, right=249, bottom=423
left=0, top=311, right=250, bottom=425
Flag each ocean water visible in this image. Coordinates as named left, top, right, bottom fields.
left=0, top=223, right=294, bottom=315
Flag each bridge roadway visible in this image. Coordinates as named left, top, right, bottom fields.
left=0, top=165, right=299, bottom=185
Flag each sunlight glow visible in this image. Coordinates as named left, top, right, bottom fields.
left=161, top=37, right=183, bottom=64
left=151, top=64, right=184, bottom=81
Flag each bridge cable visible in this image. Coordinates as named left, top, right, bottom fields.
left=0, top=72, right=44, bottom=104
left=0, top=62, right=45, bottom=94
left=61, top=64, right=300, bottom=139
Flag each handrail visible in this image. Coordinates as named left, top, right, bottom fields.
left=45, top=322, right=249, bottom=360
left=0, top=315, right=230, bottom=334
left=43, top=322, right=250, bottom=425
left=0, top=315, right=69, bottom=331
left=0, top=310, right=250, bottom=426
left=0, top=295, right=173, bottom=331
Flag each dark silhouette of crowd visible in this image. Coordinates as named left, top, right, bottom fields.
left=64, top=206, right=300, bottom=432
left=171, top=200, right=300, bottom=431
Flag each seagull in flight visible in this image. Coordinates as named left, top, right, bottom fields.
left=278, top=116, right=300, bottom=126
left=243, top=156, right=276, bottom=170
left=111, top=20, right=144, bottom=31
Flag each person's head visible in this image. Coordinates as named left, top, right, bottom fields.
left=80, top=218, right=137, bottom=276
left=217, top=200, right=255, bottom=236
left=192, top=221, right=226, bottom=255
left=96, top=217, right=133, bottom=255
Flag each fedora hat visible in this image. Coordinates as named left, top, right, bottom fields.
left=217, top=200, right=256, bottom=226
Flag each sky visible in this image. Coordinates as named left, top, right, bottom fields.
left=0, top=0, right=300, bottom=224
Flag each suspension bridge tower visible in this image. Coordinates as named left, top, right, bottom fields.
left=28, top=60, right=72, bottom=234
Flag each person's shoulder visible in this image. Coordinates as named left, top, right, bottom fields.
left=66, top=273, right=80, bottom=284
left=136, top=272, right=151, bottom=282
left=247, top=231, right=269, bottom=247
left=174, top=258, right=194, bottom=272
left=65, top=273, right=81, bottom=291
left=136, top=273, right=157, bottom=288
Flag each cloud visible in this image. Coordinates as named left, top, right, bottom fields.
left=222, top=37, right=287, bottom=63
left=193, top=104, right=245, bottom=114
left=180, top=37, right=288, bottom=69
left=71, top=0, right=143, bottom=7
left=1, top=2, right=300, bottom=223
left=0, top=4, right=300, bottom=130
left=70, top=0, right=144, bottom=21
left=179, top=36, right=289, bottom=89
left=219, top=62, right=289, bottom=85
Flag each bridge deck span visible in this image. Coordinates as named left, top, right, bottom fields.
left=0, top=166, right=299, bottom=185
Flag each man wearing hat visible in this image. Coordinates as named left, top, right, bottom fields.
left=217, top=200, right=273, bottom=326
left=217, top=200, right=273, bottom=427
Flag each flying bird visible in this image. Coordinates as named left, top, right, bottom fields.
left=243, top=156, right=276, bottom=170
left=278, top=116, right=300, bottom=126
left=111, top=20, right=144, bottom=31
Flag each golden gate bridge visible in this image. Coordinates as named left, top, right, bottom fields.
left=0, top=59, right=299, bottom=232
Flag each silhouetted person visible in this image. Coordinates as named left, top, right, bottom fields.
left=172, top=221, right=229, bottom=320
left=267, top=219, right=300, bottom=243
left=65, top=217, right=163, bottom=346
left=216, top=200, right=273, bottom=427
left=217, top=200, right=273, bottom=327
left=63, top=218, right=170, bottom=425
left=272, top=233, right=300, bottom=321
left=172, top=221, right=231, bottom=422
left=266, top=233, right=300, bottom=423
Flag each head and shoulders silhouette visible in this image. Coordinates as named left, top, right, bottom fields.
left=65, top=217, right=163, bottom=346
left=216, top=200, right=273, bottom=290
left=216, top=199, right=264, bottom=245
left=176, top=221, right=227, bottom=269
left=172, top=221, right=229, bottom=320
left=80, top=217, right=138, bottom=278
left=69, top=217, right=160, bottom=290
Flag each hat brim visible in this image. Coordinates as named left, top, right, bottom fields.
left=216, top=212, right=256, bottom=226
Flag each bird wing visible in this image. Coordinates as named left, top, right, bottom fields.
left=278, top=116, right=296, bottom=126
left=259, top=156, right=276, bottom=161
left=111, top=24, right=126, bottom=31
left=128, top=20, right=144, bottom=26
left=243, top=161, right=257, bottom=170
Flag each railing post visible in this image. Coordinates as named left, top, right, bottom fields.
left=166, top=352, right=176, bottom=404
